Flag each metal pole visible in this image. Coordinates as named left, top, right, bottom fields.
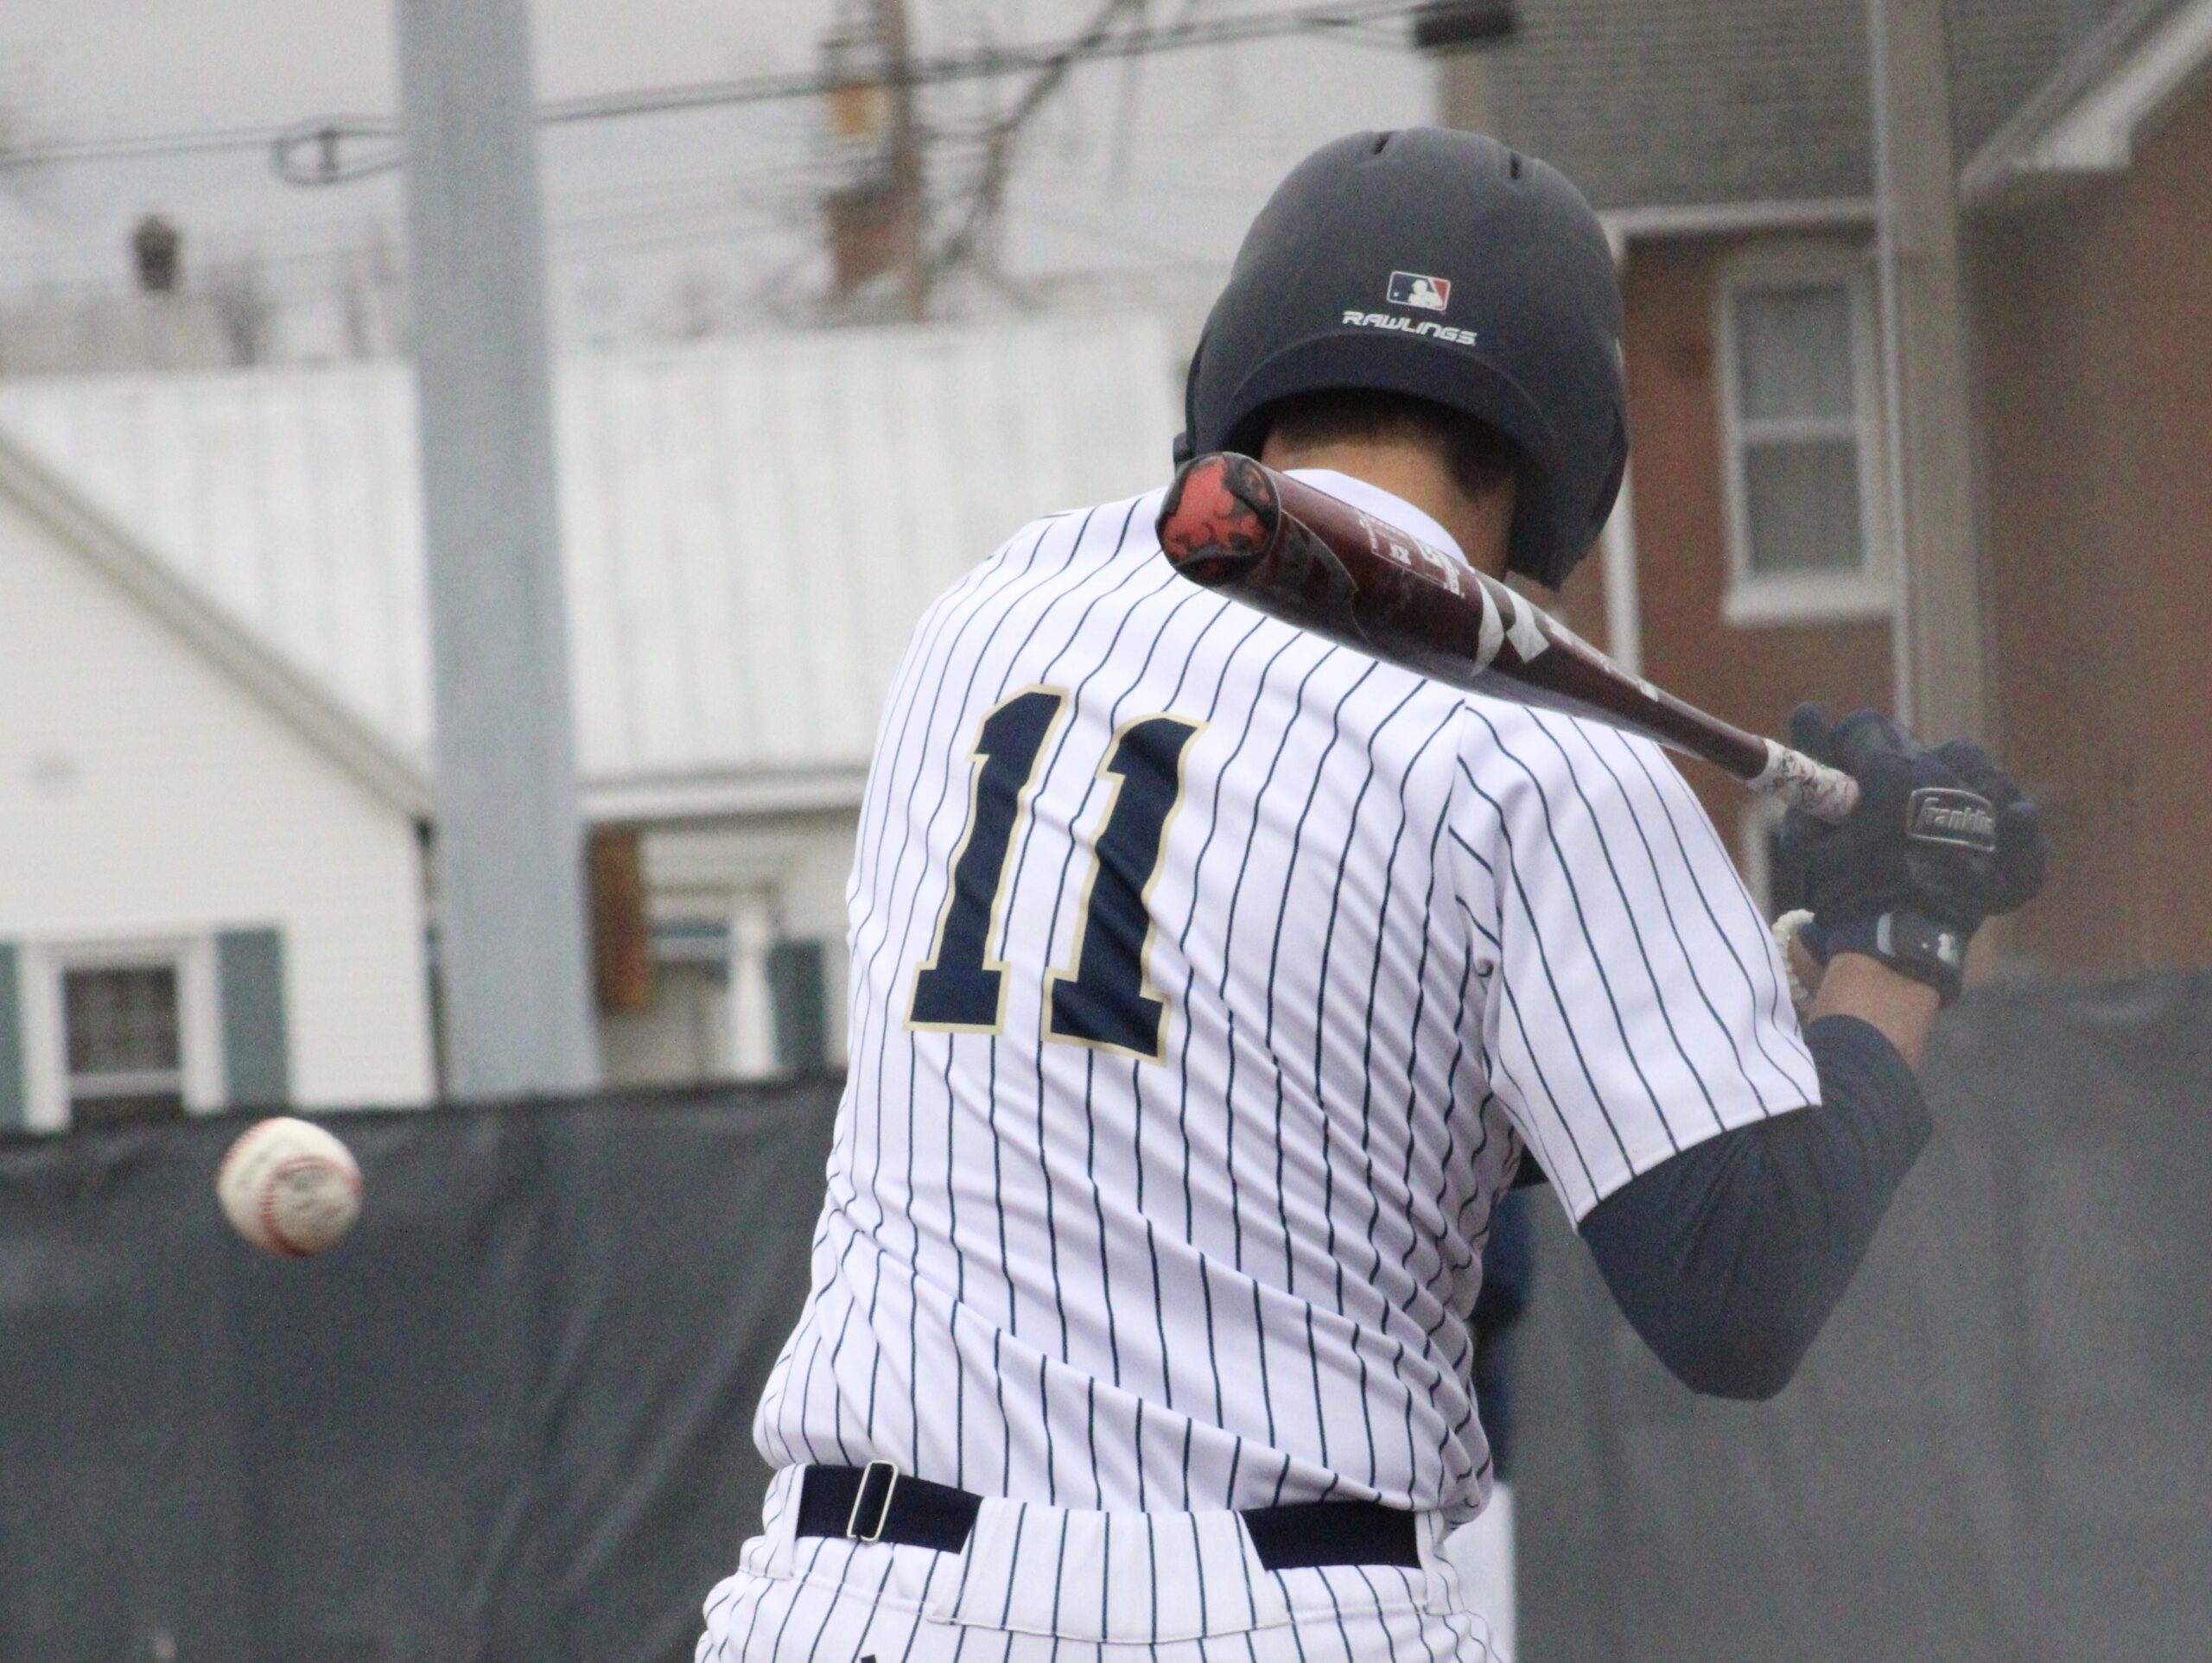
left=395, top=0, right=600, bottom=1096
left=1868, top=0, right=1992, bottom=742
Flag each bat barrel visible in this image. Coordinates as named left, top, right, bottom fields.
left=1156, top=454, right=1868, bottom=828
left=1158, top=454, right=1284, bottom=586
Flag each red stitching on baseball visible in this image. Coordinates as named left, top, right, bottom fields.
left=259, top=1151, right=358, bottom=1256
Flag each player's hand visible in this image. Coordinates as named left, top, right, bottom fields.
left=1778, top=706, right=2046, bottom=1001
left=1927, top=735, right=2046, bottom=917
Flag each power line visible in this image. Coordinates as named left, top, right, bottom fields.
left=0, top=0, right=1437, bottom=181
left=535, top=0, right=1427, bottom=123
left=0, top=149, right=850, bottom=260
left=0, top=198, right=829, bottom=299
left=1, top=123, right=294, bottom=168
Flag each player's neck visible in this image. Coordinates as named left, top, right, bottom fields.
left=1256, top=435, right=1516, bottom=578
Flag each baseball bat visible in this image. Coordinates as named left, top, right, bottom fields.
left=1155, top=454, right=1859, bottom=822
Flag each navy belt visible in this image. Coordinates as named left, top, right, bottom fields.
left=795, top=1463, right=1420, bottom=1571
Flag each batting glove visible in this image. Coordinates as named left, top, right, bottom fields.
left=1778, top=706, right=2047, bottom=1003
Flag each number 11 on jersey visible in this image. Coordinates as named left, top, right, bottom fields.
left=907, top=686, right=1202, bottom=1062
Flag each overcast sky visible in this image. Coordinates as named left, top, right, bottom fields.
left=0, top=2, right=1441, bottom=345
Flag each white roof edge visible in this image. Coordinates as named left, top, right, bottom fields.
left=0, top=428, right=435, bottom=819
left=1962, top=0, right=2212, bottom=206
left=582, top=765, right=871, bottom=824
left=1599, top=198, right=1876, bottom=258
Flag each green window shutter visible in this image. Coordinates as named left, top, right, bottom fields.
left=0, top=943, right=24, bottom=1131
left=765, top=940, right=827, bottom=1074
left=217, top=928, right=291, bottom=1108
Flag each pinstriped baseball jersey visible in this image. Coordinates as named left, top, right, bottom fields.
left=753, top=470, right=1820, bottom=1526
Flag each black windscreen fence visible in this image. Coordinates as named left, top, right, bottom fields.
left=3, top=974, right=2207, bottom=1663
left=0, top=1079, right=836, bottom=1663
left=1512, top=970, right=2212, bottom=1660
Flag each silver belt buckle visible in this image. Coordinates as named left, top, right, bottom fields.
left=846, top=1459, right=900, bottom=1543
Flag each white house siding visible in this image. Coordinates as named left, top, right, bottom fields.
left=0, top=483, right=434, bottom=1118
left=0, top=315, right=1185, bottom=1096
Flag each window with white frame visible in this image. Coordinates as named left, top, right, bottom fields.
left=62, top=963, right=187, bottom=1126
left=19, top=937, right=224, bottom=1132
left=1718, top=245, right=1892, bottom=624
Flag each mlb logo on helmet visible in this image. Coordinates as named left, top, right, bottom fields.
left=1388, top=270, right=1452, bottom=313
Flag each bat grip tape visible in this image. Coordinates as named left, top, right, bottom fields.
left=1750, top=739, right=1860, bottom=824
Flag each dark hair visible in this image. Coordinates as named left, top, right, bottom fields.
left=1259, top=388, right=1519, bottom=502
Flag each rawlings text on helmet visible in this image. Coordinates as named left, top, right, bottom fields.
left=1340, top=310, right=1482, bottom=347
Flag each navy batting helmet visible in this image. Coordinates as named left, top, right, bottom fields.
left=1174, top=128, right=1627, bottom=589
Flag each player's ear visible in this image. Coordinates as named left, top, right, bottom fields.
left=1175, top=330, right=1207, bottom=467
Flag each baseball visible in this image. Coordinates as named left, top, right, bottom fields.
left=216, top=1117, right=364, bottom=1257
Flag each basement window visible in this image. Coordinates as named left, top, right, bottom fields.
left=1717, top=244, right=1894, bottom=625
left=18, top=936, right=224, bottom=1132
left=63, top=964, right=187, bottom=1127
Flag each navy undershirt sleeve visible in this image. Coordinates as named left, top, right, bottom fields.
left=1577, top=1013, right=1930, bottom=1400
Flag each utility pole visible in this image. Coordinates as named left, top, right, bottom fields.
left=823, top=0, right=928, bottom=319
left=394, top=0, right=601, bottom=1097
left=1868, top=0, right=1991, bottom=742
left=879, top=0, right=928, bottom=321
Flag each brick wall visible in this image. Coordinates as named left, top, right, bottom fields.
left=1614, top=235, right=1895, bottom=869
left=1971, top=73, right=2212, bottom=974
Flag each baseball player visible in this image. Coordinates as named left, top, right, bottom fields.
left=696, top=129, right=2044, bottom=1662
